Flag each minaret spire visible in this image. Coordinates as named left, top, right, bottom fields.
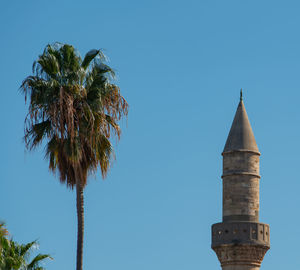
left=223, top=91, right=258, bottom=153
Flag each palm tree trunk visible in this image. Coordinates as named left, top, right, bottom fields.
left=76, top=175, right=84, bottom=270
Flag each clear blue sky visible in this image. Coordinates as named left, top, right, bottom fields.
left=1, top=0, right=299, bottom=269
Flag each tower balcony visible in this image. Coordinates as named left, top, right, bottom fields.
left=211, top=222, right=270, bottom=248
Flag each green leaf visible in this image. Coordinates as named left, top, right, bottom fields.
left=81, top=49, right=104, bottom=70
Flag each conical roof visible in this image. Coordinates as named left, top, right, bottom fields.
left=223, top=97, right=259, bottom=153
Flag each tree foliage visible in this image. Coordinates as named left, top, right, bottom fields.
left=0, top=224, right=52, bottom=270
left=21, top=43, right=128, bottom=186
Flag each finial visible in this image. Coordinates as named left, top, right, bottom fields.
left=240, top=88, right=243, bottom=101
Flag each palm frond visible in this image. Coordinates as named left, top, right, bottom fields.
left=81, top=49, right=104, bottom=70
left=24, top=120, right=52, bottom=150
left=27, top=253, right=53, bottom=269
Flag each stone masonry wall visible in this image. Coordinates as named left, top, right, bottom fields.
left=222, top=151, right=260, bottom=222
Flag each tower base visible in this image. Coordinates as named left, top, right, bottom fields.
left=212, top=244, right=269, bottom=270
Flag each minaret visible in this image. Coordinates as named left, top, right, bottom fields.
left=211, top=91, right=270, bottom=270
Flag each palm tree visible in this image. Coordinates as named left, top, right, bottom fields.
left=0, top=239, right=52, bottom=270
left=21, top=43, right=128, bottom=270
left=0, top=224, right=52, bottom=269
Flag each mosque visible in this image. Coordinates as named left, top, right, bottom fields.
left=211, top=91, right=270, bottom=270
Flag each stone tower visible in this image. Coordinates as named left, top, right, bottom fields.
left=211, top=92, right=270, bottom=270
